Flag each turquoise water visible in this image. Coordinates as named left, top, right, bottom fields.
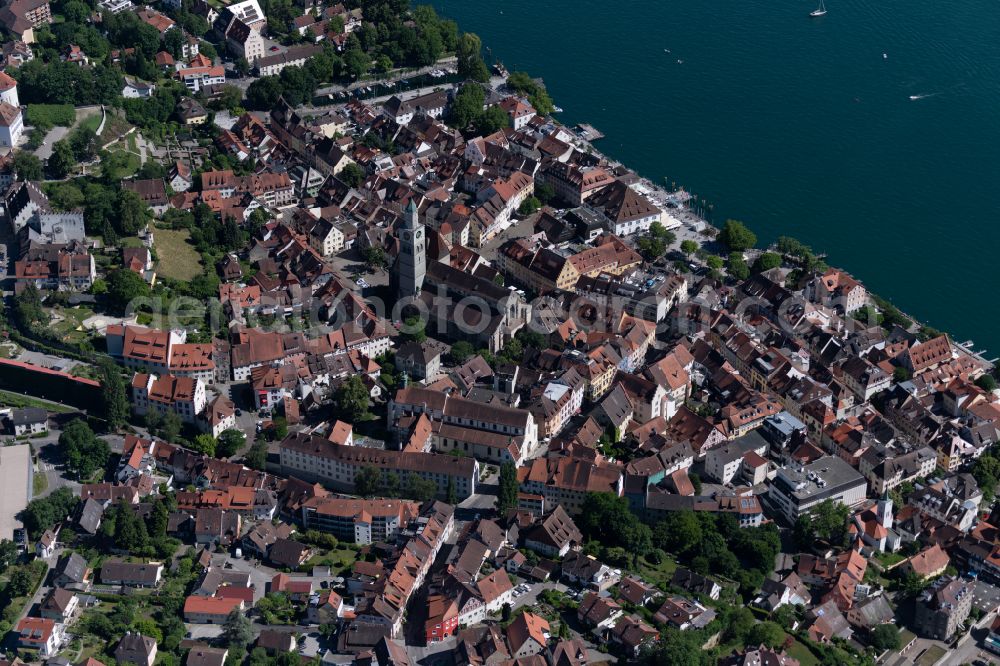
left=434, top=0, right=1000, bottom=356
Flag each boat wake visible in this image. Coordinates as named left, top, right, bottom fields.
left=908, top=93, right=941, bottom=101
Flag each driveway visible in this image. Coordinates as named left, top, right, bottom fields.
left=34, top=126, right=71, bottom=160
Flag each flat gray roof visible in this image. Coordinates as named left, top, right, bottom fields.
left=0, top=443, right=31, bottom=540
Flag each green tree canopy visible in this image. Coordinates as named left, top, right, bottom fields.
left=61, top=419, right=110, bottom=480
left=106, top=268, right=151, bottom=315
left=497, top=461, right=519, bottom=514
left=719, top=219, right=757, bottom=251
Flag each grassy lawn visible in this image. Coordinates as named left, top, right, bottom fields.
left=33, top=472, right=48, bottom=495
left=785, top=638, right=820, bottom=666
left=303, top=546, right=360, bottom=575
left=48, top=305, right=96, bottom=344
left=78, top=111, right=102, bottom=135
left=154, top=227, right=203, bottom=281
left=916, top=645, right=946, bottom=666
left=0, top=342, right=21, bottom=358
left=633, top=555, right=678, bottom=590
left=0, top=389, right=74, bottom=413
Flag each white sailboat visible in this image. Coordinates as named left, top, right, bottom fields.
left=810, top=0, right=827, bottom=17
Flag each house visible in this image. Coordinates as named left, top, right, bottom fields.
left=131, top=373, right=206, bottom=424
left=183, top=596, right=244, bottom=624
left=115, top=633, right=158, bottom=666
left=38, top=588, right=78, bottom=621
left=5, top=407, right=47, bottom=435
left=609, top=615, right=659, bottom=657
left=36, top=529, right=58, bottom=559
left=394, top=341, right=443, bottom=382
left=15, top=241, right=95, bottom=291
left=100, top=560, right=164, bottom=588
left=169, top=160, right=193, bottom=192
left=185, top=647, right=228, bottom=666
left=267, top=538, right=310, bottom=568
left=122, top=179, right=169, bottom=215
left=301, top=497, right=419, bottom=544
left=914, top=577, right=972, bottom=640
left=670, top=568, right=722, bottom=600
left=616, top=576, right=659, bottom=607
left=522, top=505, right=582, bottom=558
left=653, top=596, right=716, bottom=630
left=0, top=0, right=51, bottom=44
left=122, top=77, right=155, bottom=99
left=577, top=592, right=623, bottom=633
left=0, top=97, right=23, bottom=147
left=15, top=618, right=62, bottom=657
left=256, top=630, right=296, bottom=655
left=506, top=612, right=550, bottom=658
left=176, top=97, right=209, bottom=124
left=561, top=551, right=615, bottom=590
left=52, top=552, right=90, bottom=589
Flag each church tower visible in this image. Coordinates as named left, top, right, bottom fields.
left=394, top=200, right=425, bottom=298
left=876, top=491, right=893, bottom=529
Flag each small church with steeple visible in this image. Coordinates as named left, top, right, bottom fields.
left=391, top=200, right=426, bottom=299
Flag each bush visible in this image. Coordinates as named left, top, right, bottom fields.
left=25, top=104, right=76, bottom=129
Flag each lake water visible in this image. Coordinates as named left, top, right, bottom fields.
left=434, top=0, right=1000, bottom=357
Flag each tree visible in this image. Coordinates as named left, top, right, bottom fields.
left=100, top=361, right=129, bottom=430
left=21, top=488, right=77, bottom=538
left=446, top=476, right=457, bottom=505
left=727, top=252, right=750, bottom=281
left=217, top=429, right=246, bottom=458
left=653, top=511, right=702, bottom=557
left=475, top=104, right=508, bottom=135
left=61, top=419, right=110, bottom=480
left=116, top=189, right=152, bottom=237
left=403, top=473, right=437, bottom=502
left=705, top=255, right=724, bottom=271
left=973, top=453, right=1000, bottom=503
left=517, top=196, right=541, bottom=217
left=753, top=251, right=782, bottom=273
left=106, top=268, right=151, bottom=315
left=246, top=76, right=284, bottom=110
left=794, top=499, right=850, bottom=548
left=401, top=316, right=426, bottom=344
left=192, top=434, right=217, bottom=457
left=0, top=539, right=19, bottom=573
left=497, top=461, right=518, bottom=514
left=746, top=621, right=785, bottom=648
left=12, top=284, right=47, bottom=330
left=223, top=608, right=253, bottom=647
left=579, top=493, right=652, bottom=560
left=448, top=82, right=485, bottom=130
left=12, top=151, right=43, bottom=180
left=636, top=236, right=667, bottom=260
left=47, top=139, right=75, bottom=178
left=335, top=375, right=370, bottom=421
left=893, top=366, right=911, bottom=383
left=245, top=441, right=268, bottom=470
left=976, top=374, right=998, bottom=393
left=7, top=567, right=34, bottom=597
left=680, top=239, right=698, bottom=256
left=719, top=219, right=757, bottom=251
left=159, top=411, right=183, bottom=443
left=355, top=465, right=382, bottom=497
left=361, top=245, right=386, bottom=270
left=870, top=623, right=901, bottom=651
left=339, top=162, right=365, bottom=188
left=456, top=33, right=489, bottom=82
left=448, top=341, right=475, bottom=365
left=640, top=629, right=713, bottom=666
